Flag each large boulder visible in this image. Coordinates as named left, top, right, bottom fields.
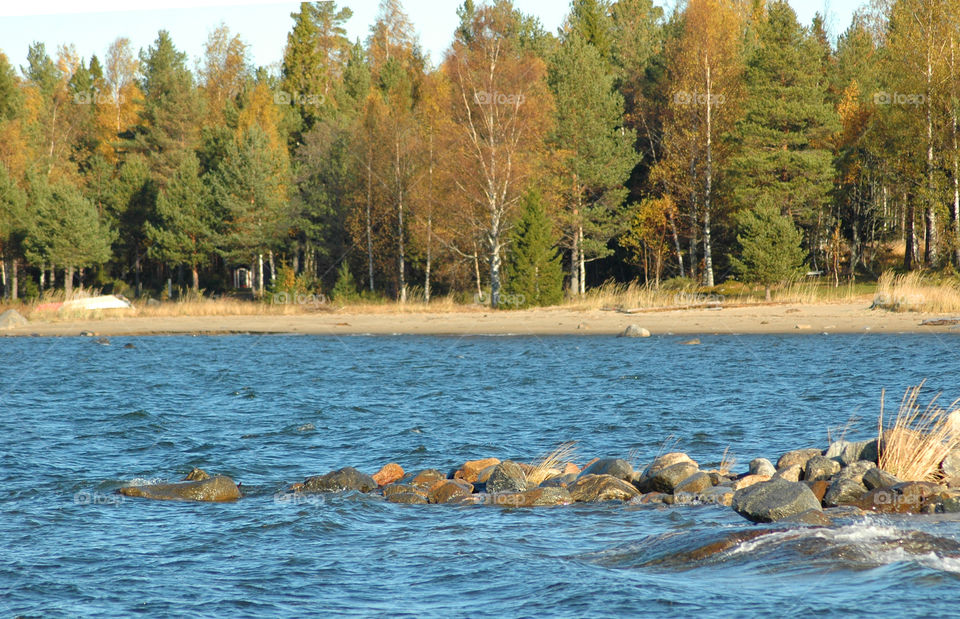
left=732, top=474, right=771, bottom=491
left=498, top=487, right=573, bottom=507
left=0, top=309, right=27, bottom=330
left=578, top=458, right=633, bottom=481
left=862, top=467, right=901, bottom=491
left=485, top=461, right=529, bottom=493
left=410, top=469, right=447, bottom=488
left=302, top=467, right=377, bottom=493
left=635, top=454, right=699, bottom=493
left=428, top=480, right=474, bottom=504
left=387, top=492, right=428, bottom=504
left=941, top=451, right=960, bottom=485
left=856, top=481, right=946, bottom=514
left=118, top=476, right=240, bottom=502
left=673, top=472, right=714, bottom=494
left=183, top=467, right=210, bottom=481
left=569, top=474, right=640, bottom=502
left=835, top=461, right=876, bottom=484
left=772, top=465, right=802, bottom=483
left=776, top=448, right=822, bottom=471
left=803, top=456, right=841, bottom=482
left=749, top=458, right=777, bottom=477
left=731, top=478, right=822, bottom=523
left=822, top=478, right=868, bottom=507
left=454, top=458, right=501, bottom=483
left=372, top=463, right=405, bottom=486
left=824, top=439, right=880, bottom=466
left=382, top=483, right=428, bottom=499
left=620, top=324, right=650, bottom=338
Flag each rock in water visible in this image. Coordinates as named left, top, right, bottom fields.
left=862, top=467, right=900, bottom=491
left=302, top=467, right=377, bottom=493
left=619, top=325, right=650, bottom=338
left=486, top=461, right=529, bottom=493
left=824, top=439, right=879, bottom=466
left=454, top=458, right=501, bottom=483
left=731, top=478, right=822, bottom=523
left=569, top=475, right=639, bottom=502
left=118, top=476, right=240, bottom=502
left=823, top=478, right=868, bottom=507
left=372, top=463, right=404, bottom=486
left=749, top=458, right=776, bottom=477
left=183, top=467, right=210, bottom=481
left=578, top=458, right=633, bottom=481
left=772, top=465, right=802, bottom=482
left=427, top=480, right=474, bottom=504
left=0, top=309, right=27, bottom=330
left=673, top=471, right=713, bottom=494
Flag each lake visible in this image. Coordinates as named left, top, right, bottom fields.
left=2, top=333, right=960, bottom=617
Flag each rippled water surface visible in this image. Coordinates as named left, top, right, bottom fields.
left=3, top=333, right=960, bottom=617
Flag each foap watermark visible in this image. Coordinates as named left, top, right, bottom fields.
left=472, top=493, right=528, bottom=508
left=73, top=91, right=125, bottom=106
left=274, top=90, right=325, bottom=107
left=474, top=90, right=525, bottom=106
left=873, top=91, right=926, bottom=106
left=273, top=491, right=324, bottom=506
left=271, top=291, right=327, bottom=307
left=74, top=490, right=123, bottom=506
left=672, top=90, right=725, bottom=106
left=474, top=292, right=525, bottom=307
left=674, top=291, right=724, bottom=305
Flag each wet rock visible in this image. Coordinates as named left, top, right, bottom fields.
left=485, top=461, right=529, bottom=493
left=0, top=309, right=27, bottom=329
left=183, top=467, right=210, bottom=481
left=454, top=458, right=501, bottom=483
left=699, top=485, right=735, bottom=506
left=862, top=467, right=901, bottom=490
left=509, top=487, right=573, bottom=507
left=781, top=509, right=833, bottom=526
left=372, top=463, right=405, bottom=487
left=803, top=456, right=841, bottom=482
left=387, top=492, right=428, bottom=504
left=776, top=448, right=822, bottom=471
left=749, top=458, right=777, bottom=477
left=578, top=458, right=633, bottom=481
left=856, top=481, right=946, bottom=514
left=539, top=472, right=578, bottom=488
left=732, top=474, right=770, bottom=491
left=569, top=474, right=640, bottom=502
left=680, top=338, right=701, bottom=345
left=303, top=467, right=377, bottom=493
left=825, top=439, right=879, bottom=466
left=835, top=461, right=876, bottom=484
left=823, top=478, right=868, bottom=507
left=731, top=478, right=822, bottom=523
left=633, top=492, right=668, bottom=504
left=382, top=484, right=427, bottom=499
left=808, top=480, right=831, bottom=503
left=673, top=471, right=714, bottom=494
left=118, top=476, right=240, bottom=502
left=637, top=460, right=699, bottom=494
left=940, top=494, right=960, bottom=513
left=562, top=462, right=581, bottom=476
left=475, top=464, right=499, bottom=484
left=823, top=505, right=867, bottom=518
left=620, top=324, right=650, bottom=337
left=428, top=480, right=474, bottom=504
left=772, top=465, right=802, bottom=483
left=410, top=469, right=447, bottom=488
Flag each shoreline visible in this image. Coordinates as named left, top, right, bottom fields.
left=2, top=302, right=959, bottom=337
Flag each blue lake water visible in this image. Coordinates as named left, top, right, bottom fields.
left=2, top=333, right=960, bottom=617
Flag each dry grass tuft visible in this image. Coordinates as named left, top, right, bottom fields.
left=878, top=382, right=960, bottom=482
left=526, top=441, right=578, bottom=486
left=873, top=271, right=960, bottom=313
left=718, top=446, right=737, bottom=476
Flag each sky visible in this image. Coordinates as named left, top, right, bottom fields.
left=0, top=0, right=865, bottom=76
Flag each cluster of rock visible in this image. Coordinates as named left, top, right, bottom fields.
left=113, top=441, right=960, bottom=525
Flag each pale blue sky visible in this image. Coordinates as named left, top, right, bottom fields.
left=0, top=0, right=865, bottom=76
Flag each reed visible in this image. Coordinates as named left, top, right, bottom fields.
left=526, top=441, right=578, bottom=486
left=873, top=271, right=960, bottom=313
left=877, top=383, right=960, bottom=482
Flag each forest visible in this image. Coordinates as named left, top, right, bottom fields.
left=0, top=0, right=958, bottom=308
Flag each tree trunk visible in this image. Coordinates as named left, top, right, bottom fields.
left=569, top=227, right=579, bottom=296
left=765, top=285, right=771, bottom=302
left=135, top=252, right=141, bottom=298
left=473, top=243, right=482, bottom=301
left=578, top=223, right=586, bottom=295
left=489, top=235, right=502, bottom=309
left=425, top=215, right=432, bottom=304
left=191, top=264, right=199, bottom=292
left=366, top=159, right=374, bottom=292
left=668, top=212, right=685, bottom=278
left=65, top=265, right=74, bottom=298
left=703, top=58, right=715, bottom=288
left=905, top=196, right=917, bottom=271
left=924, top=48, right=938, bottom=265
left=3, top=257, right=15, bottom=300
left=397, top=192, right=407, bottom=304
left=268, top=250, right=276, bottom=290
left=952, top=37, right=960, bottom=267
left=257, top=253, right=264, bottom=298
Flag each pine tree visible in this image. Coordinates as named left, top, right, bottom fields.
left=730, top=203, right=806, bottom=301
left=330, top=260, right=358, bottom=302
left=145, top=153, right=217, bottom=291
left=0, top=162, right=27, bottom=299
left=726, top=1, right=837, bottom=270
left=504, top=191, right=564, bottom=308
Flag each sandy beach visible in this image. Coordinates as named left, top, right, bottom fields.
left=3, top=302, right=959, bottom=337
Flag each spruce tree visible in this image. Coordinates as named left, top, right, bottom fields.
left=330, top=260, right=358, bottom=302
left=730, top=203, right=806, bottom=301
left=504, top=191, right=564, bottom=308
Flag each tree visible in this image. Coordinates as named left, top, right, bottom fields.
left=443, top=1, right=553, bottom=307
left=0, top=162, right=27, bottom=299
left=730, top=203, right=806, bottom=301
left=198, top=24, right=250, bottom=127
left=548, top=32, right=637, bottom=295
left=620, top=195, right=675, bottom=285
left=726, top=1, right=838, bottom=273
left=330, top=260, right=358, bottom=302
left=504, top=190, right=563, bottom=307
left=145, top=154, right=216, bottom=291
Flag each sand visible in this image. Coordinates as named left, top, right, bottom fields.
left=2, top=302, right=959, bottom=337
